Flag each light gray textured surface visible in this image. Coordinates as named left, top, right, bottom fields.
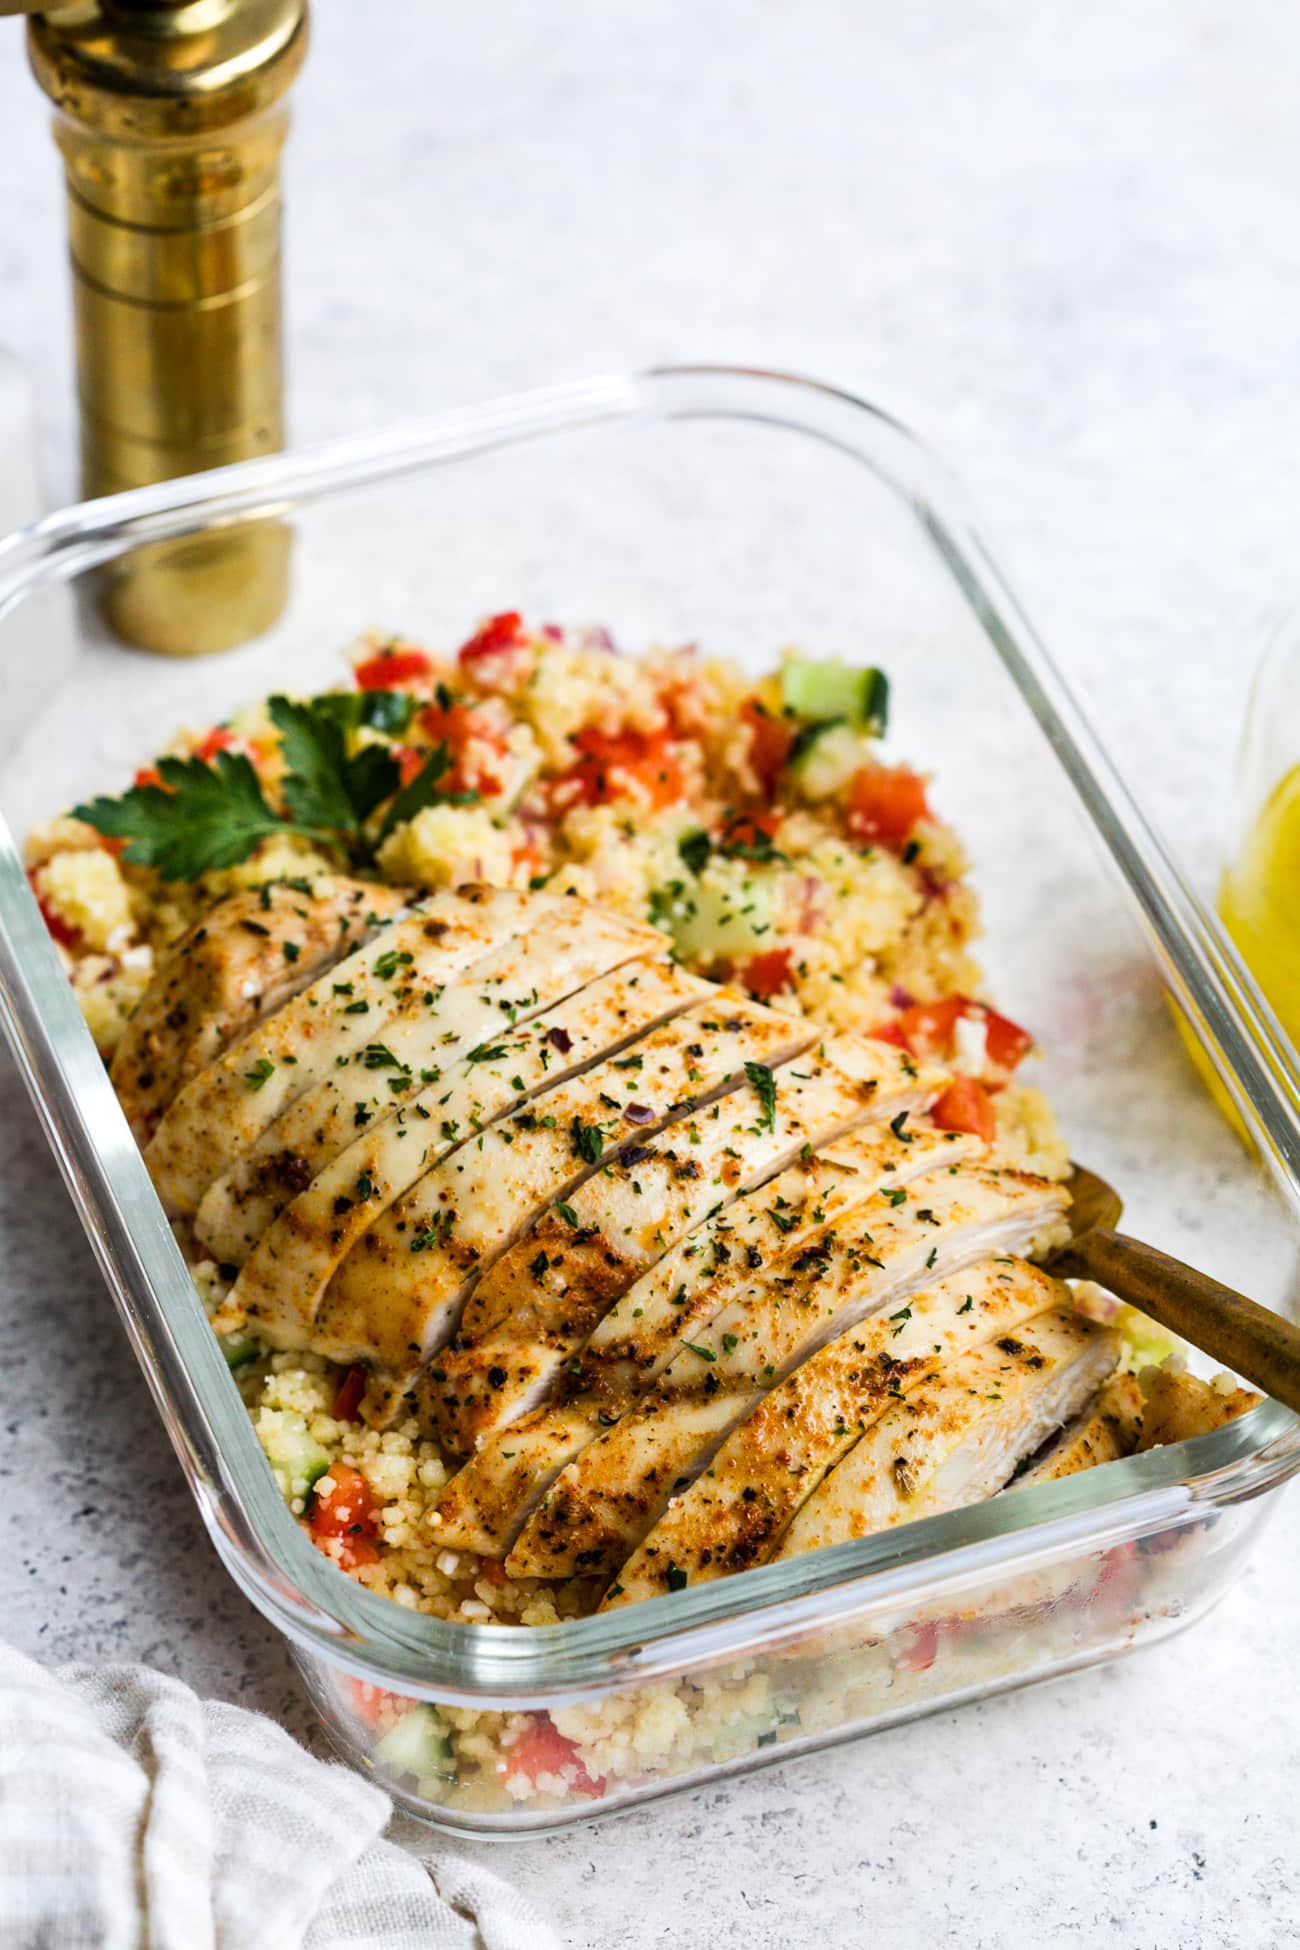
left=1, top=5, right=1298, bottom=1946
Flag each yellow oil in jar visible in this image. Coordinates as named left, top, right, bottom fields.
left=1173, top=763, right=1300, bottom=1143
left=1219, top=763, right=1300, bottom=1044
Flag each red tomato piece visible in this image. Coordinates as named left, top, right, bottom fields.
left=720, top=808, right=781, bottom=852
left=898, top=996, right=1033, bottom=1078
left=418, top=699, right=508, bottom=797
left=309, top=1462, right=381, bottom=1571
left=194, top=725, right=235, bottom=762
left=348, top=1678, right=406, bottom=1727
left=503, top=1717, right=605, bottom=1797
left=26, top=869, right=82, bottom=950
left=332, top=1365, right=366, bottom=1422
left=895, top=1619, right=940, bottom=1672
left=392, top=745, right=428, bottom=787
left=866, top=1019, right=911, bottom=1050
left=355, top=647, right=434, bottom=690
left=846, top=764, right=930, bottom=850
left=930, top=1075, right=997, bottom=1144
left=558, top=725, right=685, bottom=810
left=742, top=947, right=795, bottom=1000
left=134, top=765, right=165, bottom=790
left=740, top=698, right=792, bottom=799
left=457, top=611, right=524, bottom=664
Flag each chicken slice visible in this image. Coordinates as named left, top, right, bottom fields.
left=750, top=1309, right=1120, bottom=1578
left=1132, top=1366, right=1262, bottom=1452
left=511, top=1167, right=1069, bottom=1580
left=191, top=896, right=663, bottom=1261
left=112, top=876, right=403, bottom=1145
left=578, top=1258, right=1068, bottom=1595
left=428, top=1119, right=974, bottom=1556
left=1008, top=1370, right=1144, bottom=1486
left=420, top=1036, right=937, bottom=1455
left=147, top=885, right=602, bottom=1216
left=223, top=954, right=698, bottom=1350
left=310, top=989, right=813, bottom=1381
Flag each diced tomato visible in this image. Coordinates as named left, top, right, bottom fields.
left=719, top=808, right=781, bottom=853
left=930, top=1075, right=997, bottom=1144
left=740, top=698, right=792, bottom=799
left=555, top=725, right=686, bottom=810
left=26, top=869, right=82, bottom=950
left=457, top=611, right=524, bottom=664
left=134, top=765, right=165, bottom=790
left=898, top=996, right=1033, bottom=1078
left=980, top=1007, right=1035, bottom=1074
left=895, top=1619, right=940, bottom=1672
left=867, top=1019, right=911, bottom=1050
left=846, top=764, right=930, bottom=850
left=511, top=838, right=544, bottom=880
left=418, top=698, right=509, bottom=797
left=332, top=1365, right=366, bottom=1422
left=308, top=1462, right=381, bottom=1571
left=503, top=1716, right=605, bottom=1797
left=194, top=725, right=235, bottom=762
left=347, top=1677, right=407, bottom=1727
left=742, top=947, right=795, bottom=1000
left=392, top=745, right=428, bottom=787
left=355, top=646, right=434, bottom=690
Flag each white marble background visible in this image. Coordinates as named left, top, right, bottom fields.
left=2, top=4, right=1299, bottom=1945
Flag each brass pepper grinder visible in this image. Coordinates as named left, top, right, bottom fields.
left=9, top=0, right=308, bottom=654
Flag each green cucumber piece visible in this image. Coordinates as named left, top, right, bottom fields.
left=789, top=721, right=872, bottom=799
left=375, top=1703, right=456, bottom=1786
left=218, top=1328, right=261, bottom=1371
left=261, top=1412, right=330, bottom=1493
left=669, top=873, right=778, bottom=962
left=781, top=658, right=888, bottom=734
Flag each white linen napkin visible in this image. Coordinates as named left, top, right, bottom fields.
left=0, top=1643, right=558, bottom=1950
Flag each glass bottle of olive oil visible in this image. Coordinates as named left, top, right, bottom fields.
left=1219, top=626, right=1300, bottom=1048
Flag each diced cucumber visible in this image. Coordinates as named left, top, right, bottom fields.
left=374, top=1703, right=456, bottom=1787
left=261, top=1411, right=330, bottom=1493
left=218, top=1328, right=261, bottom=1371
left=667, top=873, right=779, bottom=963
left=781, top=658, right=888, bottom=733
left=789, top=721, right=873, bottom=800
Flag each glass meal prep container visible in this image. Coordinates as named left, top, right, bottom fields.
left=1, top=365, right=1298, bottom=1837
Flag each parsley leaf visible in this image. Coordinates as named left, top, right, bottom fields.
left=74, top=751, right=321, bottom=881
left=269, top=694, right=399, bottom=836
left=571, top=1118, right=605, bottom=1165
left=745, top=1060, right=778, bottom=1132
left=678, top=829, right=712, bottom=875
left=243, top=1056, right=276, bottom=1091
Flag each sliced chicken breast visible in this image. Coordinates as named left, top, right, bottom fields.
left=112, top=876, right=404, bottom=1145
left=1131, top=1366, right=1262, bottom=1452
left=148, top=885, right=647, bottom=1216
left=577, top=1258, right=1070, bottom=1594
left=750, top=1309, right=1119, bottom=1578
left=420, top=1037, right=940, bottom=1455
left=308, top=990, right=814, bottom=1380
left=1008, top=1370, right=1144, bottom=1487
left=509, top=1168, right=1069, bottom=1579
left=224, top=955, right=699, bottom=1350
left=191, top=898, right=664, bottom=1261
left=428, top=1120, right=975, bottom=1556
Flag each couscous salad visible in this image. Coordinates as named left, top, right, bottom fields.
left=26, top=616, right=1259, bottom=1808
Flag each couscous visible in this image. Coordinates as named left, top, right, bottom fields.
left=28, top=616, right=1258, bottom=1813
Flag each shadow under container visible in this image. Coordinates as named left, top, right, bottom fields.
left=0, top=367, right=1298, bottom=1834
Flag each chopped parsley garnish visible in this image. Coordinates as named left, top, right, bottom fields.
left=571, top=1118, right=605, bottom=1165
left=555, top=1201, right=579, bottom=1227
left=243, top=1057, right=275, bottom=1091
left=678, top=829, right=712, bottom=875
left=889, top=1110, right=913, bottom=1143
left=745, top=1060, right=777, bottom=1132
left=682, top=1341, right=716, bottom=1362
left=665, top=1566, right=689, bottom=1592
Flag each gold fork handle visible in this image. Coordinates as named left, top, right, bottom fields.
left=1054, top=1229, right=1300, bottom=1414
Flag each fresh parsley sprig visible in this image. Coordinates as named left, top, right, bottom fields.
left=73, top=691, right=468, bottom=883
